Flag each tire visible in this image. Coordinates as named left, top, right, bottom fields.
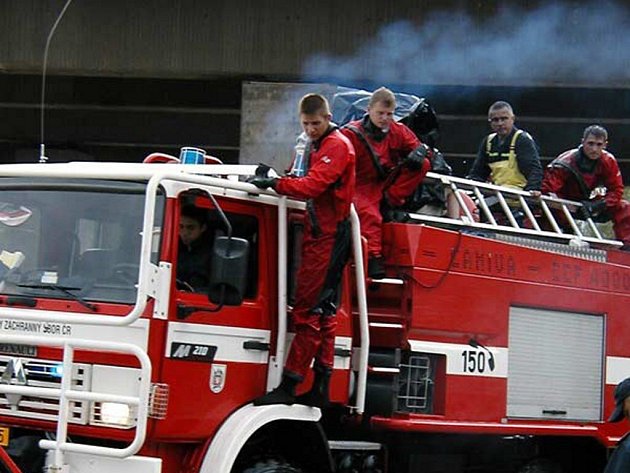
left=517, top=459, right=563, bottom=473
left=242, top=458, right=303, bottom=473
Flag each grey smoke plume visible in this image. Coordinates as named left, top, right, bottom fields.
left=303, top=2, right=630, bottom=87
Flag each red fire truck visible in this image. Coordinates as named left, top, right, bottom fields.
left=0, top=156, right=627, bottom=473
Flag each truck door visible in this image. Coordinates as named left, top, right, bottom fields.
left=157, top=189, right=271, bottom=439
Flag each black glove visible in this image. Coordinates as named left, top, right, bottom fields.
left=406, top=144, right=432, bottom=171
left=249, top=177, right=277, bottom=190
left=255, top=163, right=272, bottom=177
left=579, top=200, right=606, bottom=219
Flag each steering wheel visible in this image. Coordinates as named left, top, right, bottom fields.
left=111, top=263, right=140, bottom=285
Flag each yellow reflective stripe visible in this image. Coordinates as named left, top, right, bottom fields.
left=509, top=129, right=523, bottom=152
left=487, top=130, right=523, bottom=158
left=485, top=133, right=497, bottom=155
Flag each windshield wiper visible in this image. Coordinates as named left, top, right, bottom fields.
left=17, top=283, right=97, bottom=312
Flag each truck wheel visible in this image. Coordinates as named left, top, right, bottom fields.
left=517, top=459, right=563, bottom=473
left=242, top=458, right=303, bottom=473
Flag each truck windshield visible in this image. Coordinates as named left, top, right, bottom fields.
left=0, top=179, right=164, bottom=305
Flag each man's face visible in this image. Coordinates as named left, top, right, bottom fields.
left=488, top=108, right=515, bottom=138
left=300, top=112, right=331, bottom=141
left=367, top=101, right=395, bottom=130
left=179, top=215, right=206, bottom=246
left=582, top=133, right=607, bottom=161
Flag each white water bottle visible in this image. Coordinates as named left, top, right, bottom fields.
left=290, top=132, right=309, bottom=177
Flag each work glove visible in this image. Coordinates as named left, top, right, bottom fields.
left=578, top=199, right=607, bottom=220
left=255, top=163, right=272, bottom=177
left=405, top=144, right=432, bottom=171
left=249, top=177, right=277, bottom=190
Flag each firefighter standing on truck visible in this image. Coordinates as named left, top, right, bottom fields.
left=467, top=100, right=543, bottom=194
left=249, top=93, right=355, bottom=407
left=341, top=86, right=432, bottom=279
left=542, top=125, right=630, bottom=251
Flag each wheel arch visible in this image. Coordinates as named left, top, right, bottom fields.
left=199, top=404, right=333, bottom=473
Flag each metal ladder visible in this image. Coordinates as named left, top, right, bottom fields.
left=408, top=172, right=622, bottom=250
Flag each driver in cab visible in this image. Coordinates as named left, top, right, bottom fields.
left=177, top=204, right=212, bottom=292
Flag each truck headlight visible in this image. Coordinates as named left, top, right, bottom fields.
left=97, top=402, right=132, bottom=427
left=89, top=365, right=140, bottom=429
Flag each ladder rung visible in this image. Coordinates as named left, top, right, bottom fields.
left=414, top=172, right=623, bottom=248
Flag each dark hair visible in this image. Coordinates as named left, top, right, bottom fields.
left=181, top=204, right=208, bottom=226
left=299, top=93, right=330, bottom=116
left=583, top=124, right=608, bottom=141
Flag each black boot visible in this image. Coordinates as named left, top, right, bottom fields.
left=367, top=256, right=386, bottom=279
left=296, top=365, right=332, bottom=408
left=253, top=374, right=299, bottom=406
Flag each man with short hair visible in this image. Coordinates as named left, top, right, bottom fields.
left=542, top=125, right=630, bottom=249
left=177, top=204, right=211, bottom=291
left=341, top=86, right=432, bottom=279
left=604, top=377, right=630, bottom=472
left=468, top=101, right=543, bottom=193
left=250, top=93, right=355, bottom=407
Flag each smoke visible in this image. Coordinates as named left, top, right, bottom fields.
left=302, top=1, right=630, bottom=88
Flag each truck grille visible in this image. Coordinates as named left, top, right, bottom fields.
left=0, top=356, right=90, bottom=424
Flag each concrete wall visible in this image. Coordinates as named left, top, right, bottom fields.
left=240, top=82, right=340, bottom=170
left=3, top=0, right=630, bottom=87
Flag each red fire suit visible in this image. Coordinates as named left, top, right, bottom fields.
left=341, top=117, right=430, bottom=258
left=274, top=127, right=355, bottom=380
left=542, top=147, right=630, bottom=246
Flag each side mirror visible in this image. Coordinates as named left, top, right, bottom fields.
left=208, top=236, right=249, bottom=306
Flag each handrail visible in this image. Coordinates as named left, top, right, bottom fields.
left=267, top=196, right=288, bottom=391
left=349, top=206, right=369, bottom=414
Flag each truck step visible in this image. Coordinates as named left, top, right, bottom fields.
left=369, top=277, right=404, bottom=285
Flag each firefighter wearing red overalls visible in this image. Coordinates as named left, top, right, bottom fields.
left=341, top=87, right=431, bottom=279
left=250, top=93, right=356, bottom=406
left=542, top=125, right=630, bottom=249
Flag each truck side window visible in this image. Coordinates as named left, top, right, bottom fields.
left=176, top=197, right=259, bottom=298
left=177, top=204, right=213, bottom=292
left=209, top=211, right=259, bottom=299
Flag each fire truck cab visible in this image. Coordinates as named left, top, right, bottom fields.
left=0, top=159, right=628, bottom=473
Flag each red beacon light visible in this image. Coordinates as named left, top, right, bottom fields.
left=143, top=147, right=223, bottom=165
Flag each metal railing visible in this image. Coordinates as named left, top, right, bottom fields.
left=410, top=172, right=622, bottom=249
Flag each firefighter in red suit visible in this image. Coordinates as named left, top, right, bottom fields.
left=542, top=125, right=630, bottom=249
left=341, top=87, right=431, bottom=279
left=250, top=93, right=356, bottom=406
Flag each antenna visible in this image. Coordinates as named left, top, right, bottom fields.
left=39, top=0, right=75, bottom=163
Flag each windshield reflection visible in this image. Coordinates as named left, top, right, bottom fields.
left=0, top=180, right=163, bottom=304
